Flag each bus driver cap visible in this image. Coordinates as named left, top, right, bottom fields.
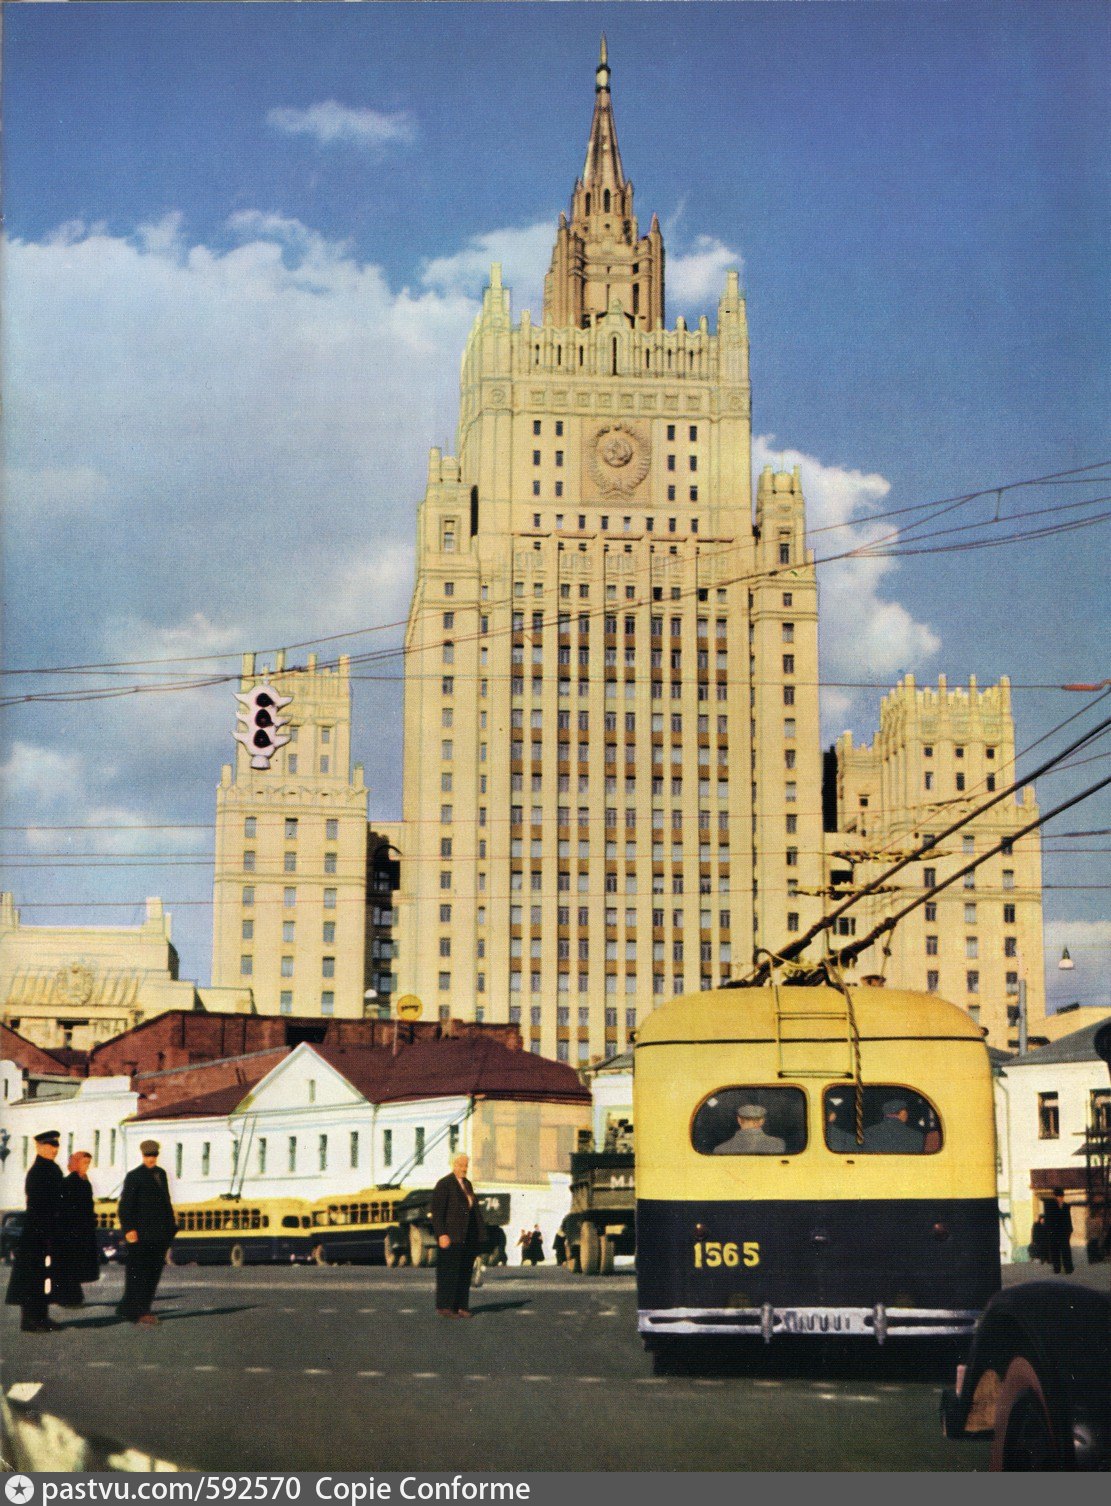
left=737, top=1104, right=766, bottom=1120
left=140, top=1140, right=161, bottom=1155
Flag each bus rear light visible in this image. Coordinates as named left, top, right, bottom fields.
left=932, top=1221, right=951, bottom=1242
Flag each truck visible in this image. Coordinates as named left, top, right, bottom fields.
left=558, top=1141, right=635, bottom=1275
left=382, top=1189, right=510, bottom=1268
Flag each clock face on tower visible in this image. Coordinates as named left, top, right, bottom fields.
left=585, top=421, right=651, bottom=500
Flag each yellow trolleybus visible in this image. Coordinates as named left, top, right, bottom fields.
left=634, top=982, right=1001, bottom=1365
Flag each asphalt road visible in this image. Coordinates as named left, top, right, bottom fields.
left=2, top=1263, right=999, bottom=1471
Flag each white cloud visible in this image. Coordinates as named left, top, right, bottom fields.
left=667, top=235, right=742, bottom=307
left=753, top=435, right=941, bottom=734
left=420, top=220, right=556, bottom=314
left=267, top=101, right=416, bottom=152
left=1, top=742, right=85, bottom=808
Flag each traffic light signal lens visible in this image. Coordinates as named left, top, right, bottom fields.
left=256, top=710, right=274, bottom=728
left=252, top=731, right=273, bottom=749
left=256, top=693, right=275, bottom=709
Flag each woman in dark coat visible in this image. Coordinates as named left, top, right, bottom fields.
left=54, top=1151, right=100, bottom=1307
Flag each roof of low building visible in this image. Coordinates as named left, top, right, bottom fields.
left=130, top=1035, right=589, bottom=1123
left=1009, top=1015, right=1111, bottom=1067
left=315, top=1036, right=590, bottom=1107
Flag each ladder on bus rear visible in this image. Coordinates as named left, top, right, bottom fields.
left=771, top=980, right=861, bottom=1086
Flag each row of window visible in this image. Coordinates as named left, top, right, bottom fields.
left=924, top=934, right=1019, bottom=959
left=241, top=888, right=339, bottom=909
left=242, top=851, right=339, bottom=873
left=160, top=1126, right=431, bottom=1180
left=240, top=955, right=337, bottom=978
left=243, top=817, right=339, bottom=840
left=443, top=579, right=732, bottom=605
left=923, top=866, right=1018, bottom=890
left=242, top=920, right=336, bottom=943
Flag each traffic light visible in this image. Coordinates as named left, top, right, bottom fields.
left=234, top=681, right=292, bottom=769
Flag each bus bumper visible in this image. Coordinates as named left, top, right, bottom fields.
left=638, top=1304, right=980, bottom=1344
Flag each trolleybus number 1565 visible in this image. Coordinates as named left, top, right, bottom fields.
left=692, top=1240, right=761, bottom=1268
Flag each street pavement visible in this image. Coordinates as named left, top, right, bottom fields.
left=0, top=1262, right=1021, bottom=1471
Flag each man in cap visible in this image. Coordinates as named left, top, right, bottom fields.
left=5, top=1130, right=65, bottom=1332
left=116, top=1140, right=176, bottom=1325
left=1043, top=1187, right=1074, bottom=1275
left=862, top=1099, right=925, bottom=1153
left=713, top=1103, right=786, bottom=1155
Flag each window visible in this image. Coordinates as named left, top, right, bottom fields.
left=241, top=919, right=254, bottom=941
left=923, top=867, right=936, bottom=889
left=285, top=818, right=298, bottom=841
left=1003, top=903, right=1016, bottom=925
left=318, top=1135, right=328, bottom=1173
left=280, top=991, right=292, bottom=1014
left=244, top=817, right=257, bottom=838
left=240, top=955, right=253, bottom=977
left=692, top=1088, right=807, bottom=1156
left=201, top=1143, right=211, bottom=1177
left=1002, top=869, right=1015, bottom=890
left=824, top=1086, right=942, bottom=1154
left=1038, top=1092, right=1059, bottom=1140
left=925, top=935, right=938, bottom=956
left=321, top=992, right=334, bottom=1016
left=281, top=956, right=294, bottom=978
left=243, top=850, right=256, bottom=873
left=324, top=852, right=337, bottom=874
left=324, top=887, right=337, bottom=910
left=322, top=956, right=335, bottom=978
left=383, top=1129, right=393, bottom=1167
left=325, top=819, right=338, bottom=841
left=284, top=851, right=297, bottom=873
left=966, top=971, right=979, bottom=994
left=283, top=920, right=295, bottom=943
left=415, top=1128, right=426, bottom=1166
left=242, top=886, right=255, bottom=908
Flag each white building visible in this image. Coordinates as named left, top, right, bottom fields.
left=1, top=1075, right=138, bottom=1208
left=129, top=1037, right=591, bottom=1250
left=995, top=1015, right=1111, bottom=1263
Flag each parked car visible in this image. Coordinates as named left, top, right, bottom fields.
left=941, top=1281, right=1110, bottom=1469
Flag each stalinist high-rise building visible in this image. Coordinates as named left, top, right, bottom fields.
left=395, top=42, right=824, bottom=1062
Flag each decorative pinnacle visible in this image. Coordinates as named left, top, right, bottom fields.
left=596, top=34, right=610, bottom=92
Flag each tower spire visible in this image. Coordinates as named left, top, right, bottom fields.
left=543, top=39, right=665, bottom=330
left=582, top=33, right=626, bottom=192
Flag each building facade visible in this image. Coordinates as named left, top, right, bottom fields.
left=995, top=1018, right=1111, bottom=1262
left=395, top=46, right=824, bottom=1061
left=0, top=893, right=251, bottom=1053
left=828, top=675, right=1047, bottom=1050
left=212, top=652, right=374, bottom=1018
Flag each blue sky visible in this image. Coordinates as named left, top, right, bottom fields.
left=3, top=2, right=1108, bottom=1002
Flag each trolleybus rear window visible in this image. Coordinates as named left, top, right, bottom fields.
left=692, top=1088, right=807, bottom=1156
left=823, top=1086, right=942, bottom=1154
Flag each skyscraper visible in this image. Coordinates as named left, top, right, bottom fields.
left=395, top=44, right=823, bottom=1062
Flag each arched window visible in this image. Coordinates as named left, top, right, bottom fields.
left=603, top=189, right=611, bottom=212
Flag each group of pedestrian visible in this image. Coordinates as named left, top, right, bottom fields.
left=516, top=1224, right=545, bottom=1265
left=5, top=1130, right=177, bottom=1333
left=1029, top=1187, right=1075, bottom=1275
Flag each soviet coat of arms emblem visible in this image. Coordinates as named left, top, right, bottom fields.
left=587, top=422, right=650, bottom=499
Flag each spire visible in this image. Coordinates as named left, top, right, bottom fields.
left=582, top=33, right=626, bottom=192
left=542, top=40, right=665, bottom=331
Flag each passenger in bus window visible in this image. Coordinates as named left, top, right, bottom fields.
left=824, top=1097, right=859, bottom=1152
left=713, top=1103, right=786, bottom=1156
left=862, top=1099, right=924, bottom=1154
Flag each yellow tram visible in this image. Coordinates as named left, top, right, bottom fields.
left=634, top=984, right=1001, bottom=1361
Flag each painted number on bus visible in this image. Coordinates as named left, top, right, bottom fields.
left=693, top=1240, right=760, bottom=1268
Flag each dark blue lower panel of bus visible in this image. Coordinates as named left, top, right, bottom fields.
left=168, top=1236, right=311, bottom=1266
left=636, top=1197, right=1001, bottom=1314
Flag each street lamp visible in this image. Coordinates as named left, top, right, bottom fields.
left=1058, top=947, right=1075, bottom=971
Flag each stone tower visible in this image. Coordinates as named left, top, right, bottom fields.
left=395, top=45, right=823, bottom=1063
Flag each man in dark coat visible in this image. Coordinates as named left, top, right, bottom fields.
left=55, top=1150, right=101, bottom=1307
left=117, top=1139, right=176, bottom=1324
left=861, top=1099, right=925, bottom=1154
left=5, top=1129, right=65, bottom=1332
left=1044, top=1188, right=1074, bottom=1275
left=430, top=1152, right=486, bottom=1317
